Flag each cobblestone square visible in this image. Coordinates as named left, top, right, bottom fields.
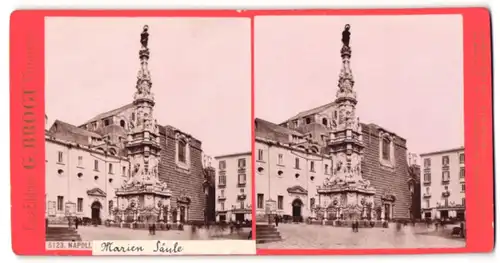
left=76, top=225, right=250, bottom=241
left=257, top=223, right=465, bottom=249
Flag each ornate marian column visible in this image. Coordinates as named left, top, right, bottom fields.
left=116, top=25, right=172, bottom=224
left=317, top=24, right=375, bottom=221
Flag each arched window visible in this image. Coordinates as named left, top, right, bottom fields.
left=322, top=118, right=328, bottom=126
left=120, top=120, right=126, bottom=128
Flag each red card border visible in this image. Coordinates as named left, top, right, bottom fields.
left=10, top=8, right=493, bottom=256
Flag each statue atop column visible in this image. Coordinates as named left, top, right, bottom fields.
left=140, top=25, right=149, bottom=49
left=342, top=24, right=351, bottom=47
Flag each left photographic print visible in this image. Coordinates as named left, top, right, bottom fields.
left=44, top=17, right=252, bottom=243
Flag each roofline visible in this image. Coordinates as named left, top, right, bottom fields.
left=420, top=147, right=465, bottom=157
left=214, top=151, right=252, bottom=159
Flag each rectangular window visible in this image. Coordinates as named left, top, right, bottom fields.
left=258, top=149, right=264, bottom=161
left=442, top=171, right=450, bottom=181
left=461, top=183, right=465, bottom=192
left=219, top=160, right=226, bottom=170
left=77, top=198, right=83, bottom=212
left=295, top=158, right=300, bottom=169
left=240, top=201, right=245, bottom=209
left=238, top=158, right=246, bottom=168
left=424, top=158, right=431, bottom=167
left=57, top=151, right=64, bottom=163
left=57, top=196, right=64, bottom=211
left=94, top=160, right=99, bottom=171
left=278, top=195, right=283, bottom=210
left=238, top=174, right=246, bottom=184
left=77, top=156, right=83, bottom=166
left=257, top=194, right=264, bottom=209
left=108, top=163, right=113, bottom=174
left=424, top=173, right=431, bottom=182
left=382, top=138, right=391, bottom=160
left=178, top=141, right=187, bottom=163
left=278, top=154, right=283, bottom=165
left=442, top=156, right=450, bottom=165
left=122, top=166, right=126, bottom=176
left=426, top=200, right=430, bottom=208
left=459, top=153, right=465, bottom=164
left=221, top=190, right=225, bottom=197
left=310, top=161, right=315, bottom=172
left=220, top=202, right=225, bottom=211
left=462, top=198, right=466, bottom=206
left=460, top=167, right=465, bottom=178
left=324, top=164, right=329, bottom=174
left=218, top=175, right=226, bottom=185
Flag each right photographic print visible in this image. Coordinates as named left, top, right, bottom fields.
left=253, top=15, right=466, bottom=249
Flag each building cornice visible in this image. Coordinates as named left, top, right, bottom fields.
left=255, top=136, right=330, bottom=159
left=45, top=135, right=129, bottom=161
left=215, top=151, right=252, bottom=159
left=420, top=147, right=465, bottom=157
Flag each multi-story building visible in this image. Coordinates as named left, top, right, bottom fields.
left=420, top=147, right=465, bottom=220
left=215, top=152, right=252, bottom=222
left=45, top=120, right=130, bottom=224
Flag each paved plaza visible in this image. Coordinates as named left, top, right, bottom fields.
left=75, top=225, right=250, bottom=241
left=257, top=223, right=466, bottom=249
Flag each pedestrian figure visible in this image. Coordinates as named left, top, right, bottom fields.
left=75, top=218, right=79, bottom=229
left=152, top=223, right=156, bottom=235
left=248, top=230, right=252, bottom=240
left=351, top=221, right=356, bottom=232
left=355, top=220, right=359, bottom=232
left=275, top=215, right=279, bottom=227
left=191, top=224, right=197, bottom=239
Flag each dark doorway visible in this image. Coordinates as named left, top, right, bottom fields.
left=172, top=210, right=178, bottom=223
left=441, top=210, right=449, bottom=219
left=235, top=213, right=245, bottom=223
left=457, top=211, right=465, bottom=221
left=292, top=199, right=303, bottom=222
left=91, top=201, right=102, bottom=225
left=219, top=214, right=227, bottom=222
left=384, top=203, right=391, bottom=220
left=425, top=212, right=432, bottom=219
left=180, top=206, right=186, bottom=223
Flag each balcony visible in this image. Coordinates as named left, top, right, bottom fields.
left=237, top=181, right=246, bottom=187
left=441, top=177, right=450, bottom=184
left=423, top=180, right=431, bottom=185
left=442, top=191, right=450, bottom=198
left=218, top=195, right=226, bottom=201
left=237, top=194, right=247, bottom=200
left=218, top=182, right=226, bottom=188
left=423, top=193, right=431, bottom=198
left=238, top=167, right=246, bottom=173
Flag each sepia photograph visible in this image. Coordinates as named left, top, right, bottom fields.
left=253, top=15, right=466, bottom=249
left=44, top=17, right=251, bottom=242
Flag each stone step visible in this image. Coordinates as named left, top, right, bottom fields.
left=256, top=237, right=282, bottom=244
left=256, top=233, right=281, bottom=239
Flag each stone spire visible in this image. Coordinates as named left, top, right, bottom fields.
left=323, top=24, right=370, bottom=189
left=117, top=25, right=169, bottom=198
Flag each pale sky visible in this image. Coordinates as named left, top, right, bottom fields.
left=254, top=15, right=464, bottom=155
left=45, top=17, right=251, bottom=157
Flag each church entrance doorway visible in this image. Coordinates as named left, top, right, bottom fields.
left=180, top=206, right=186, bottom=223
left=292, top=199, right=303, bottom=222
left=384, top=203, right=391, bottom=220
left=91, top=201, right=102, bottom=225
